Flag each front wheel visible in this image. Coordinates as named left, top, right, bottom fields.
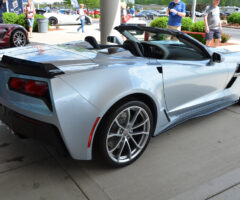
left=98, top=100, right=153, bottom=167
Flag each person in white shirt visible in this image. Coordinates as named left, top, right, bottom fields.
left=77, top=4, right=86, bottom=33
left=24, top=0, right=35, bottom=38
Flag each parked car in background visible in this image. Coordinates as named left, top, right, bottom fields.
left=135, top=10, right=166, bottom=20
left=44, top=9, right=92, bottom=26
left=36, top=9, right=46, bottom=15
left=0, top=24, right=28, bottom=48
left=195, top=11, right=203, bottom=17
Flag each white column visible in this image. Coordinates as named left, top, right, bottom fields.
left=100, top=0, right=121, bottom=44
left=191, top=0, right=197, bottom=22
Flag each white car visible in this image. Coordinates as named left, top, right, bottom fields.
left=44, top=9, right=92, bottom=26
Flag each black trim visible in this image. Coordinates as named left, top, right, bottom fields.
left=225, top=64, right=240, bottom=89
left=236, top=64, right=240, bottom=73
left=164, top=109, right=170, bottom=122
left=226, top=77, right=237, bottom=89
left=157, top=66, right=162, bottom=74
left=0, top=104, right=68, bottom=154
left=0, top=55, right=64, bottom=78
left=115, top=24, right=211, bottom=60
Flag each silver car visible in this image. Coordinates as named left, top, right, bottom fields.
left=0, top=25, right=240, bottom=167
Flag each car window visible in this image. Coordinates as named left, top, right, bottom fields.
left=122, top=30, right=206, bottom=61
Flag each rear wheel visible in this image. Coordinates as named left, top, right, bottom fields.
left=98, top=100, right=153, bottom=167
left=10, top=29, right=27, bottom=47
left=49, top=17, right=58, bottom=26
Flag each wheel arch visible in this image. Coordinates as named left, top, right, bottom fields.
left=48, top=16, right=58, bottom=25
left=92, top=93, right=158, bottom=152
left=10, top=28, right=28, bottom=47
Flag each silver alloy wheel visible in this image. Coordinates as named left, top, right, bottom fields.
left=106, top=106, right=150, bottom=163
left=12, top=30, right=26, bottom=47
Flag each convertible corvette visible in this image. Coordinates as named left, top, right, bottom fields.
left=0, top=25, right=240, bottom=167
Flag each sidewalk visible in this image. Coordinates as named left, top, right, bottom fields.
left=30, top=23, right=100, bottom=45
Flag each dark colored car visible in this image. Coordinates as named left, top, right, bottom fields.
left=135, top=10, right=163, bottom=20
left=0, top=24, right=29, bottom=48
left=36, top=9, right=46, bottom=15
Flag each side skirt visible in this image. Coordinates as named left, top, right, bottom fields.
left=154, top=100, right=237, bottom=136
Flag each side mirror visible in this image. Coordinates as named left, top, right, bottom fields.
left=107, top=36, right=123, bottom=45
left=212, top=52, right=223, bottom=63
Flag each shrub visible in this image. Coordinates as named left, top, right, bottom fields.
left=189, top=33, right=205, bottom=44
left=221, top=33, right=231, bottom=43
left=181, top=17, right=193, bottom=31
left=150, top=17, right=168, bottom=28
left=95, top=14, right=100, bottom=18
left=227, top=12, right=240, bottom=24
left=190, top=21, right=205, bottom=32
left=89, top=14, right=94, bottom=18
left=3, top=12, right=18, bottom=24
left=16, top=13, right=27, bottom=29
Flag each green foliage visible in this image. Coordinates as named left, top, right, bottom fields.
left=190, top=21, right=205, bottom=32
left=33, top=14, right=46, bottom=32
left=150, top=17, right=168, bottom=28
left=189, top=33, right=205, bottom=44
left=94, top=14, right=100, bottom=18
left=181, top=17, right=193, bottom=31
left=16, top=13, right=27, bottom=29
left=78, top=0, right=100, bottom=9
left=221, top=33, right=231, bottom=43
left=3, top=12, right=19, bottom=24
left=227, top=12, right=240, bottom=24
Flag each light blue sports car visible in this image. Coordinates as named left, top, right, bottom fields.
left=0, top=25, right=240, bottom=167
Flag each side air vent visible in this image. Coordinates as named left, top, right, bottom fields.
left=226, top=77, right=237, bottom=89
left=157, top=66, right=162, bottom=74
left=225, top=64, right=240, bottom=89
left=236, top=64, right=240, bottom=73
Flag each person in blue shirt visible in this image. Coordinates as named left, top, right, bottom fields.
left=130, top=6, right=135, bottom=16
left=166, top=0, right=186, bottom=31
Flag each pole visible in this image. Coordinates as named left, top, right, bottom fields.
left=191, top=0, right=197, bottom=22
left=100, top=0, right=121, bottom=44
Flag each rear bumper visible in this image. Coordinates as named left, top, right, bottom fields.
left=0, top=103, right=67, bottom=153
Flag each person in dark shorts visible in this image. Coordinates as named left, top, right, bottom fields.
left=203, top=0, right=222, bottom=47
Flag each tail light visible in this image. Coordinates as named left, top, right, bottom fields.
left=8, top=77, right=52, bottom=110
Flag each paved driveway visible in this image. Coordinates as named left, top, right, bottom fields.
left=1, top=105, right=240, bottom=200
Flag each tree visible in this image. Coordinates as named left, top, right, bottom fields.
left=78, top=0, right=100, bottom=8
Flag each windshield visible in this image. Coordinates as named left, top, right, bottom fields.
left=121, top=29, right=185, bottom=47
left=117, top=26, right=209, bottom=61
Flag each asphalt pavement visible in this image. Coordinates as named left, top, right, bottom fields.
left=1, top=22, right=240, bottom=200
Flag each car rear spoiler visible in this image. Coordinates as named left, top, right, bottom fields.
left=0, top=55, right=64, bottom=78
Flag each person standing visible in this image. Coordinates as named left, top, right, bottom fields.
left=24, top=0, right=35, bottom=38
left=203, top=0, right=222, bottom=47
left=130, top=6, right=135, bottom=16
left=0, top=0, right=6, bottom=24
left=166, top=0, right=186, bottom=31
left=77, top=4, right=86, bottom=33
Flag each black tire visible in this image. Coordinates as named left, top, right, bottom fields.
left=10, top=29, right=27, bottom=47
left=85, top=17, right=91, bottom=25
left=98, top=100, right=153, bottom=167
left=49, top=17, right=58, bottom=26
